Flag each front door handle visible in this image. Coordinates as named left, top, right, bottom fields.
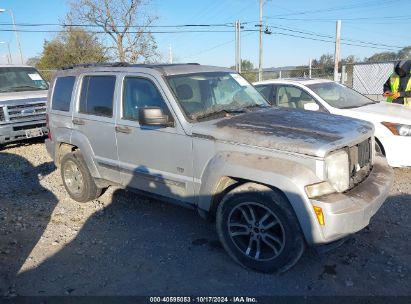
left=115, top=125, right=132, bottom=134
left=72, top=118, right=85, bottom=125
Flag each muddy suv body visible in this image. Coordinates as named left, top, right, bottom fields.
left=45, top=63, right=393, bottom=272
left=0, top=65, right=49, bottom=144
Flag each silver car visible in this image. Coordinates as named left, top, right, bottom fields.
left=45, top=63, right=393, bottom=273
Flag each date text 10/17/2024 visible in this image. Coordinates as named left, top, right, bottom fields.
left=149, top=297, right=258, bottom=303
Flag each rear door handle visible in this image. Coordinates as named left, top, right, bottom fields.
left=115, top=125, right=132, bottom=134
left=72, top=118, right=85, bottom=125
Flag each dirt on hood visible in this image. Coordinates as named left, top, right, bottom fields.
left=192, top=107, right=374, bottom=157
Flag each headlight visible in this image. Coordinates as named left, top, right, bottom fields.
left=381, top=122, right=411, bottom=136
left=0, top=107, right=5, bottom=122
left=325, top=150, right=349, bottom=192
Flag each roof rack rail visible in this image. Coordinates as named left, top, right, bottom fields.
left=60, top=62, right=202, bottom=71
left=61, top=62, right=130, bottom=70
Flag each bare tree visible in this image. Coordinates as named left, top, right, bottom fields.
left=67, top=0, right=159, bottom=63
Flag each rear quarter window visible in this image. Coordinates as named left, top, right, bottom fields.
left=51, top=76, right=76, bottom=112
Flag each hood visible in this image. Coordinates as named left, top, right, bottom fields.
left=0, top=90, right=48, bottom=106
left=339, top=102, right=411, bottom=125
left=395, top=60, right=411, bottom=76
left=191, top=107, right=373, bottom=158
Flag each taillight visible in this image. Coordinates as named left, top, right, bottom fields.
left=46, top=113, right=52, bottom=140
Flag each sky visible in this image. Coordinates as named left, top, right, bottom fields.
left=0, top=0, right=409, bottom=68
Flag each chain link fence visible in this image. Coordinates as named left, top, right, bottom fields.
left=342, top=61, right=396, bottom=102
left=241, top=67, right=334, bottom=83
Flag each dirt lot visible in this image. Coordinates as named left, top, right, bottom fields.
left=0, top=139, right=410, bottom=296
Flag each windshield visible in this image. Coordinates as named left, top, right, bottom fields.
left=0, top=67, right=49, bottom=92
left=167, top=72, right=268, bottom=120
left=307, top=82, right=375, bottom=109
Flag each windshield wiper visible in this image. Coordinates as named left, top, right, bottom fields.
left=194, top=108, right=246, bottom=120
left=340, top=102, right=375, bottom=109
left=8, top=85, right=43, bottom=91
left=244, top=104, right=270, bottom=111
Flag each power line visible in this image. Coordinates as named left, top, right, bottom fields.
left=0, top=22, right=236, bottom=28
left=265, top=24, right=403, bottom=50
left=265, top=0, right=397, bottom=18
left=0, top=20, right=404, bottom=52
left=0, top=29, right=236, bottom=34
left=266, top=31, right=403, bottom=51
left=266, top=15, right=411, bottom=22
left=182, top=32, right=256, bottom=60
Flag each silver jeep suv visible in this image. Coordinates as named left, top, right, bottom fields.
left=45, top=63, right=393, bottom=273
left=0, top=65, right=49, bottom=144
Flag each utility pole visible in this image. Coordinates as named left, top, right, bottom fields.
left=333, top=20, right=341, bottom=82
left=258, top=0, right=263, bottom=81
left=235, top=20, right=238, bottom=72
left=0, top=42, right=12, bottom=64
left=309, top=58, right=312, bottom=78
left=341, top=65, right=346, bottom=84
left=168, top=44, right=173, bottom=64
left=235, top=20, right=242, bottom=72
left=238, top=20, right=241, bottom=73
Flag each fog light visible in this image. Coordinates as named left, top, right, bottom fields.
left=313, top=206, right=325, bottom=226
left=305, top=181, right=335, bottom=198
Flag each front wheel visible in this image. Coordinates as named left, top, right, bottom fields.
left=375, top=141, right=384, bottom=156
left=216, top=183, right=305, bottom=273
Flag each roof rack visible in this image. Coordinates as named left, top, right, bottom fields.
left=61, top=62, right=130, bottom=70
left=61, top=62, right=200, bottom=70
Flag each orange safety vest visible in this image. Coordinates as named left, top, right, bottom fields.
left=387, top=73, right=411, bottom=106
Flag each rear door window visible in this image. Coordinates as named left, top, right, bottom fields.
left=79, top=76, right=116, bottom=117
left=52, top=76, right=76, bottom=112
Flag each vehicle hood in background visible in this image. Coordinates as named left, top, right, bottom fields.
left=0, top=90, right=48, bottom=106
left=340, top=102, right=411, bottom=125
left=192, top=107, right=373, bottom=158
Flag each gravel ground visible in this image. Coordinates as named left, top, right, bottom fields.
left=0, top=140, right=410, bottom=296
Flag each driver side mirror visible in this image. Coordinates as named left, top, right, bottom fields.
left=139, top=107, right=173, bottom=127
left=303, top=102, right=320, bottom=111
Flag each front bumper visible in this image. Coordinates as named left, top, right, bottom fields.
left=310, top=156, right=393, bottom=243
left=0, top=121, right=48, bottom=144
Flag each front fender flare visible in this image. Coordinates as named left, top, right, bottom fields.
left=197, top=151, right=323, bottom=244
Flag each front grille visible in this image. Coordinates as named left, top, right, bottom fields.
left=13, top=123, right=46, bottom=131
left=349, top=138, right=372, bottom=187
left=6, top=102, right=46, bottom=123
left=0, top=107, right=4, bottom=122
left=358, top=139, right=371, bottom=167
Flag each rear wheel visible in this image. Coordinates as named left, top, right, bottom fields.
left=216, top=183, right=305, bottom=273
left=61, top=151, right=102, bottom=202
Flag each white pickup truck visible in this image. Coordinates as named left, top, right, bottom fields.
left=0, top=65, right=49, bottom=145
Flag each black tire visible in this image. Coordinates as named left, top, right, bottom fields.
left=216, top=182, right=305, bottom=273
left=375, top=140, right=384, bottom=156
left=60, top=151, right=102, bottom=202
